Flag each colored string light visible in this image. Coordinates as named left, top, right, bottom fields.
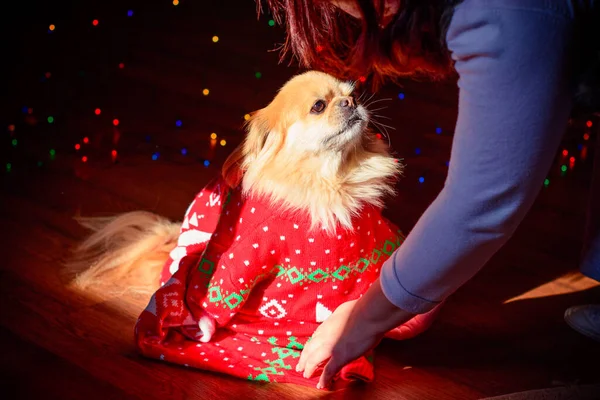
left=376, top=133, right=382, bottom=139
left=127, top=10, right=134, bottom=17
left=47, top=116, right=54, bottom=123
left=176, top=119, right=182, bottom=127
left=418, top=177, right=425, bottom=183
left=316, top=45, right=324, bottom=53
left=11, top=139, right=17, bottom=147
left=220, top=139, right=227, bottom=146
left=561, top=165, right=567, bottom=172
left=8, top=124, right=15, bottom=132
left=82, top=156, right=88, bottom=162
left=204, top=160, right=210, bottom=167
left=212, top=36, right=219, bottom=43
left=415, top=148, right=421, bottom=155
left=244, top=114, right=251, bottom=121
left=119, top=63, right=125, bottom=69
left=112, top=118, right=119, bottom=126
left=398, top=92, right=405, bottom=100
left=358, top=76, right=366, bottom=83
left=49, top=24, right=56, bottom=31
left=562, top=149, right=568, bottom=156
left=95, top=108, right=101, bottom=115
left=586, top=120, right=593, bottom=128
left=6, top=163, right=12, bottom=172
left=583, top=133, right=590, bottom=141
left=173, top=0, right=180, bottom=5
left=255, top=72, right=262, bottom=79
left=152, top=152, right=160, bottom=160
left=92, top=19, right=99, bottom=26
left=49, top=149, right=56, bottom=156
left=181, top=148, right=188, bottom=155
left=45, top=72, right=52, bottom=79
left=435, top=127, right=442, bottom=134
left=83, top=137, right=89, bottom=144
left=268, top=19, right=275, bottom=26
left=210, top=133, right=217, bottom=140
left=202, top=89, right=210, bottom=96
left=75, top=143, right=81, bottom=150
left=544, top=178, right=550, bottom=187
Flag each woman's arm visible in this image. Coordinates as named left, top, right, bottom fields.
left=380, top=0, right=576, bottom=314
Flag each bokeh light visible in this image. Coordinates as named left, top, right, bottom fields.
left=83, top=137, right=89, bottom=144
left=398, top=92, right=405, bottom=100
left=244, top=114, right=251, bottom=121
left=210, top=133, right=217, bottom=140
left=212, top=35, right=219, bottom=43
left=49, top=24, right=56, bottom=31
left=95, top=108, right=101, bottom=115
left=220, top=139, right=227, bottom=146
left=255, top=72, right=262, bottom=79
left=176, top=119, right=182, bottom=127
left=47, top=116, right=54, bottom=123
left=92, top=19, right=99, bottom=26
left=112, top=118, right=120, bottom=126
left=202, top=88, right=210, bottom=96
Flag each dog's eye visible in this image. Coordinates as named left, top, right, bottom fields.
left=311, top=100, right=327, bottom=114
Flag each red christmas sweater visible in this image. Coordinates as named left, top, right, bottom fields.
left=135, top=177, right=409, bottom=388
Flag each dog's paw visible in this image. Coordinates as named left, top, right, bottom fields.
left=198, top=312, right=216, bottom=343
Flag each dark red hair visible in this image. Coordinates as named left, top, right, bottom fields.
left=261, top=0, right=460, bottom=89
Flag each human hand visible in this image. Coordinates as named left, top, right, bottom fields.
left=297, top=278, right=416, bottom=389
left=296, top=299, right=385, bottom=390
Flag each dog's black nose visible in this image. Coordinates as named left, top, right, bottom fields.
left=338, top=96, right=356, bottom=109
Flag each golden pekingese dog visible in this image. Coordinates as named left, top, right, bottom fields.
left=67, top=71, right=436, bottom=388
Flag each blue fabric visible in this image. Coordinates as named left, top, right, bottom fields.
left=381, top=0, right=599, bottom=314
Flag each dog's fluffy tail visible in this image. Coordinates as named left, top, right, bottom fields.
left=66, top=211, right=180, bottom=296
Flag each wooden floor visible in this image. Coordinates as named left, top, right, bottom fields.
left=2, top=1, right=600, bottom=399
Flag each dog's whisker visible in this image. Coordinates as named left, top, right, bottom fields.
left=364, top=97, right=393, bottom=108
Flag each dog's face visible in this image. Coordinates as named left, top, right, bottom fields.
left=279, top=72, right=369, bottom=153
left=241, top=71, right=370, bottom=162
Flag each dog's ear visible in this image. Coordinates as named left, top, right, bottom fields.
left=222, top=108, right=274, bottom=188
left=242, top=108, right=273, bottom=159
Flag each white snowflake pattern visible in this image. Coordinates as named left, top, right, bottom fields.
left=229, top=253, right=234, bottom=259
left=251, top=207, right=256, bottom=213
left=310, top=261, right=316, bottom=266
left=237, top=347, right=243, bottom=351
left=252, top=243, right=259, bottom=249
left=295, top=249, right=301, bottom=254
left=308, top=238, right=314, bottom=243
left=259, top=299, right=287, bottom=319
left=280, top=235, right=286, bottom=241
left=293, top=224, right=299, bottom=229
left=263, top=226, right=269, bottom=232
left=325, top=249, right=330, bottom=254
left=244, top=260, right=250, bottom=266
